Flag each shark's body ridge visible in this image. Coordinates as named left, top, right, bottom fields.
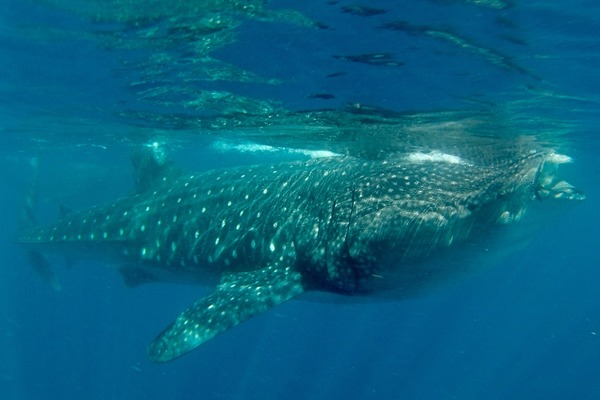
left=18, top=144, right=583, bottom=362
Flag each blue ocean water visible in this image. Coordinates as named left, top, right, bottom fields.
left=1, top=1, right=599, bottom=399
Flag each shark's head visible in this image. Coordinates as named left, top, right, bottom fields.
left=493, top=150, right=585, bottom=224
left=533, top=152, right=585, bottom=201
left=332, top=149, right=584, bottom=293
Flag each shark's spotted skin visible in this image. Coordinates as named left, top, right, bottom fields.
left=147, top=264, right=304, bottom=362
left=18, top=145, right=583, bottom=362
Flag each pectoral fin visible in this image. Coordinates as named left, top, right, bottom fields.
left=28, top=250, right=61, bottom=291
left=146, top=264, right=304, bottom=363
left=119, top=265, right=160, bottom=287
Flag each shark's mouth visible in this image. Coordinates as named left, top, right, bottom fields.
left=534, top=152, right=585, bottom=201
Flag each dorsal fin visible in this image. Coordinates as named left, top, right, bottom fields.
left=59, top=204, right=72, bottom=218
left=131, top=143, right=182, bottom=193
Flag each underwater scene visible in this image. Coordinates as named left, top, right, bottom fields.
left=1, top=1, right=599, bottom=399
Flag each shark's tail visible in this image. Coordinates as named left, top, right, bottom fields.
left=20, top=157, right=62, bottom=291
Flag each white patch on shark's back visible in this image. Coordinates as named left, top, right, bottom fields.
left=406, top=151, right=469, bottom=166
left=547, top=152, right=573, bottom=164
left=212, top=140, right=341, bottom=158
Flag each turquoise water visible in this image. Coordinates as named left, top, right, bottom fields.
left=1, top=1, right=599, bottom=399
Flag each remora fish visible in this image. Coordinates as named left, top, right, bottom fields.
left=18, top=144, right=583, bottom=362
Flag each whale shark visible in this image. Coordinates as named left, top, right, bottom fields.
left=18, top=143, right=583, bottom=362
